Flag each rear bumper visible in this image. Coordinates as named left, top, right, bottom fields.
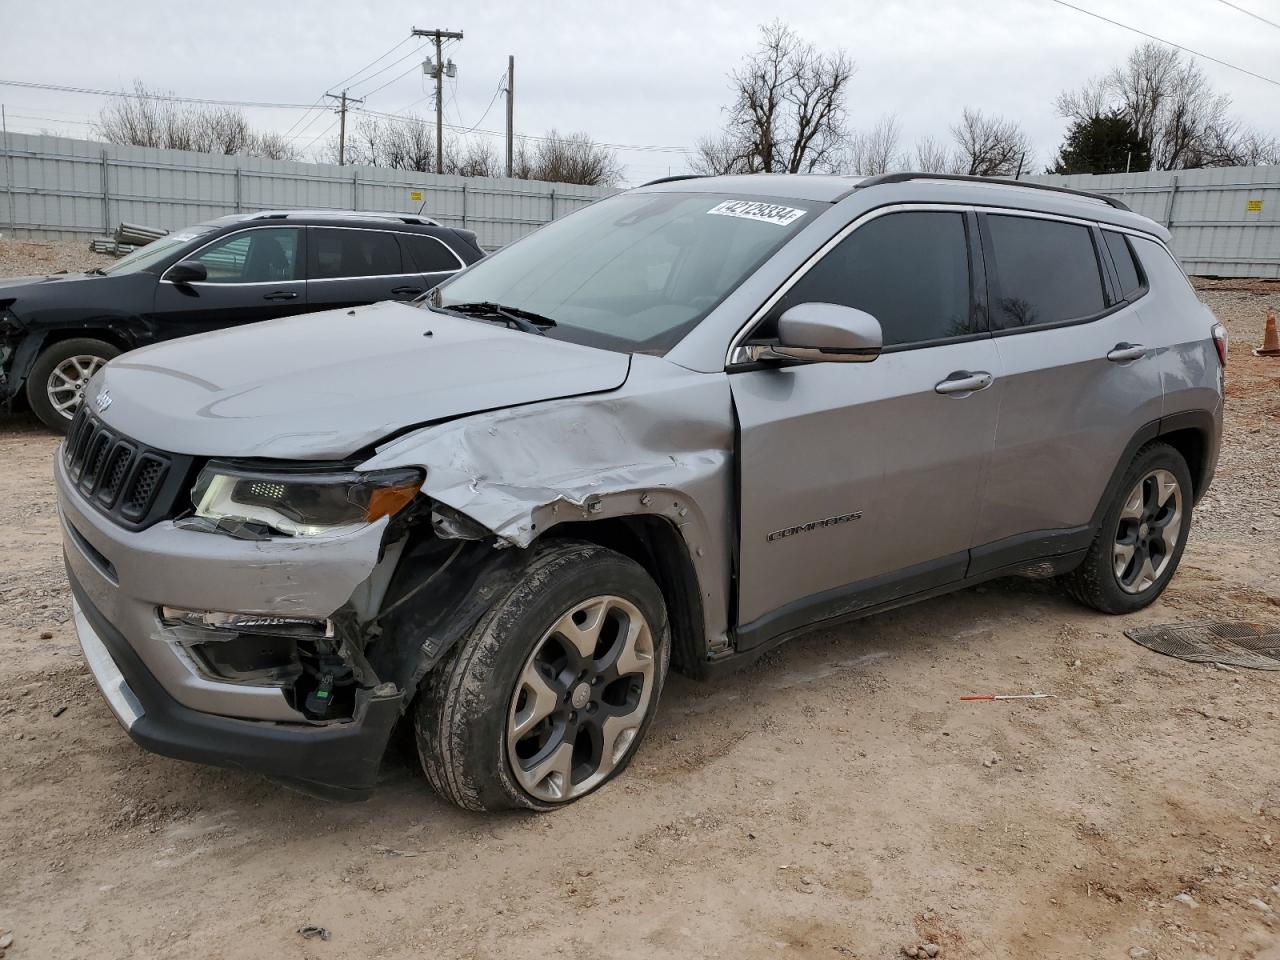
left=70, top=570, right=400, bottom=801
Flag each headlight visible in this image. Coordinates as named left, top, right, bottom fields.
left=191, top=463, right=423, bottom=537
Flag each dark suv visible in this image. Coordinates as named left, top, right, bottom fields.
left=0, top=211, right=485, bottom=431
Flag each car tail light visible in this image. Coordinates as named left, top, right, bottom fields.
left=1211, top=322, right=1228, bottom=367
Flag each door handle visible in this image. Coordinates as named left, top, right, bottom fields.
left=391, top=285, right=424, bottom=298
left=262, top=290, right=298, bottom=301
left=1107, top=342, right=1146, bottom=363
left=935, top=370, right=994, bottom=395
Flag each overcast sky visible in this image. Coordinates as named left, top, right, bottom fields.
left=1, top=0, right=1275, bottom=183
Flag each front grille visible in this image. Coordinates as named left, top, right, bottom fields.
left=64, top=407, right=194, bottom=530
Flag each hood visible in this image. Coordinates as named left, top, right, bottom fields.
left=92, top=300, right=632, bottom=459
left=0, top=272, right=102, bottom=293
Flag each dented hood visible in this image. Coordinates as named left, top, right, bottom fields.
left=92, top=300, right=631, bottom=459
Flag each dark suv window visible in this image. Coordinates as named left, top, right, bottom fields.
left=401, top=233, right=461, bottom=273
left=189, top=228, right=301, bottom=283
left=1103, top=231, right=1145, bottom=301
left=773, top=211, right=972, bottom=347
left=309, top=228, right=402, bottom=279
left=986, top=215, right=1106, bottom=329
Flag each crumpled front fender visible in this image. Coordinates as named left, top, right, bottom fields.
left=361, top=355, right=736, bottom=654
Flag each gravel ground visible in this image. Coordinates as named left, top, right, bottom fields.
left=0, top=240, right=1278, bottom=960
left=0, top=237, right=115, bottom=277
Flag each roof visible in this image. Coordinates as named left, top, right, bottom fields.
left=633, top=172, right=1167, bottom=239
left=206, top=210, right=443, bottom=227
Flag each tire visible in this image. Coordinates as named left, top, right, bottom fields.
left=1065, top=442, right=1193, bottom=614
left=25, top=338, right=121, bottom=434
left=413, top=540, right=671, bottom=812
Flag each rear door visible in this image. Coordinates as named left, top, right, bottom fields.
left=399, top=231, right=467, bottom=294
left=968, top=212, right=1162, bottom=574
left=305, top=227, right=426, bottom=309
left=150, top=226, right=307, bottom=340
left=730, top=207, right=1000, bottom=644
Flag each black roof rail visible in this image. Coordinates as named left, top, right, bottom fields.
left=852, top=172, right=1131, bottom=211
left=640, top=174, right=708, bottom=187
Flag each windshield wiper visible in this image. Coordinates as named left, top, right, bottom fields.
left=441, top=301, right=557, bottom=336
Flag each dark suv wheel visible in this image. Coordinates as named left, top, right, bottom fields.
left=26, top=338, right=120, bottom=433
left=1065, top=442, right=1193, bottom=614
left=413, top=541, right=671, bottom=811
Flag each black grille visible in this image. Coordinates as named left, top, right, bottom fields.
left=63, top=407, right=193, bottom=530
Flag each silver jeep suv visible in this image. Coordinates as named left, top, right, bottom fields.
left=59, top=173, right=1225, bottom=810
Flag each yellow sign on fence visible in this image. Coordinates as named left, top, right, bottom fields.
left=410, top=191, right=423, bottom=203
left=1247, top=199, right=1263, bottom=212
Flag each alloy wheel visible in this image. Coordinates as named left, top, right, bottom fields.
left=1113, top=468, right=1183, bottom=594
left=506, top=595, right=656, bottom=803
left=47, top=354, right=106, bottom=420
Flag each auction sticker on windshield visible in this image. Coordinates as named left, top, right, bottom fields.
left=707, top=200, right=807, bottom=226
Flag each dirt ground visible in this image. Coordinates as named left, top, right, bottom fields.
left=1, top=241, right=1278, bottom=960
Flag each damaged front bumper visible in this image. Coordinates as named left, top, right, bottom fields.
left=57, top=454, right=403, bottom=799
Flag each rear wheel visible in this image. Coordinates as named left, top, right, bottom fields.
left=1065, top=442, right=1192, bottom=614
left=25, top=338, right=120, bottom=433
left=413, top=541, right=670, bottom=811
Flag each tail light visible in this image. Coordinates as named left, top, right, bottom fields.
left=1211, top=322, right=1228, bottom=367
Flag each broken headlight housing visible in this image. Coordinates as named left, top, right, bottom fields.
left=190, top=463, right=423, bottom=537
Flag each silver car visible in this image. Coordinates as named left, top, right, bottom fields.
left=58, top=173, right=1225, bottom=810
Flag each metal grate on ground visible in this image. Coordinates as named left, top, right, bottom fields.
left=1126, top=620, right=1280, bottom=670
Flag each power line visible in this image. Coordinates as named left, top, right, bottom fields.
left=284, top=37, right=417, bottom=141
left=353, top=104, right=693, bottom=154
left=358, top=57, right=429, bottom=100
left=1045, top=0, right=1280, bottom=87
left=0, top=78, right=318, bottom=108
left=1215, top=0, right=1280, bottom=31
left=345, top=42, right=427, bottom=96
left=333, top=35, right=415, bottom=91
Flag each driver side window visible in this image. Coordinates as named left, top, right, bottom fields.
left=190, top=228, right=302, bottom=283
left=769, top=210, right=974, bottom=348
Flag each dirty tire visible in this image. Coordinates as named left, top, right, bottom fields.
left=1064, top=442, right=1193, bottom=614
left=25, top=338, right=120, bottom=434
left=413, top=540, right=671, bottom=812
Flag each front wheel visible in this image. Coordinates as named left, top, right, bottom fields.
left=413, top=541, right=671, bottom=812
left=1065, top=442, right=1193, bottom=614
left=25, top=338, right=121, bottom=433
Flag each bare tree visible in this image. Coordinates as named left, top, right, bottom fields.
left=96, top=81, right=297, bottom=159
left=911, top=135, right=962, bottom=174
left=847, top=114, right=903, bottom=175
left=697, top=21, right=854, bottom=174
left=511, top=130, right=623, bottom=186
left=950, top=108, right=1032, bottom=177
left=1055, top=43, right=1277, bottom=170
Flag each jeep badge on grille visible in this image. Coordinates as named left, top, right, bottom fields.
left=94, top=390, right=112, bottom=413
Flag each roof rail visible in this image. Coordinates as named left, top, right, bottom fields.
left=640, top=174, right=708, bottom=187
left=248, top=209, right=444, bottom=226
left=852, top=172, right=1131, bottom=211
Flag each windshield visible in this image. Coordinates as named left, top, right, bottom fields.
left=100, top=225, right=218, bottom=276
left=434, top=192, right=822, bottom=354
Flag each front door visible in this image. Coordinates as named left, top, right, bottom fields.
left=150, top=226, right=307, bottom=341
left=730, top=208, right=1000, bottom=645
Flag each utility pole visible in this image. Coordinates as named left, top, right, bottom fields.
left=412, top=27, right=463, bottom=174
left=325, top=89, right=364, bottom=166
left=505, top=55, right=515, bottom=178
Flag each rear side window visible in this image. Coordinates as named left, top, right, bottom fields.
left=1103, top=231, right=1145, bottom=301
left=773, top=210, right=972, bottom=347
left=401, top=233, right=462, bottom=273
left=986, top=215, right=1106, bottom=329
left=309, top=228, right=403, bottom=279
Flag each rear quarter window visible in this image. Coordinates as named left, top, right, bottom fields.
left=985, top=215, right=1107, bottom=330
left=1103, top=231, right=1146, bottom=301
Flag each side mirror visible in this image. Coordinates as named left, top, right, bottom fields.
left=743, top=302, right=882, bottom=364
left=167, top=260, right=208, bottom=284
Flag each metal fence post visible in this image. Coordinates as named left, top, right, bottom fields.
left=549, top=187, right=556, bottom=223
left=1163, top=175, right=1180, bottom=229
left=352, top=169, right=359, bottom=211
left=234, top=163, right=243, bottom=214
left=1, top=105, right=15, bottom=235
left=101, top=149, right=111, bottom=236
left=461, top=181, right=467, bottom=228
